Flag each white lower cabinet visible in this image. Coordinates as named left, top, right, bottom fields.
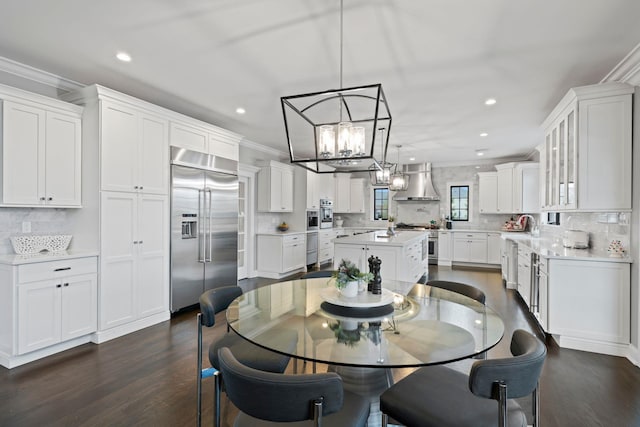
left=256, top=234, right=306, bottom=278
left=100, top=192, right=169, bottom=330
left=452, top=233, right=487, bottom=263
left=547, top=259, right=630, bottom=352
left=486, top=233, right=501, bottom=264
left=516, top=245, right=533, bottom=307
left=437, top=231, right=452, bottom=266
left=0, top=256, right=97, bottom=368
left=318, top=230, right=336, bottom=264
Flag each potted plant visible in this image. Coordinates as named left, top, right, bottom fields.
left=332, top=259, right=373, bottom=297
left=387, top=215, right=397, bottom=236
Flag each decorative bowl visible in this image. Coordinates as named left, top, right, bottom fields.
left=10, top=235, right=72, bottom=254
left=277, top=225, right=289, bottom=232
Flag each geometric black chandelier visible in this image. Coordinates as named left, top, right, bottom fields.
left=280, top=0, right=392, bottom=174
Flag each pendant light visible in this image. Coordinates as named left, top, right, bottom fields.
left=389, top=145, right=409, bottom=191
left=369, top=128, right=395, bottom=185
left=280, top=0, right=392, bottom=174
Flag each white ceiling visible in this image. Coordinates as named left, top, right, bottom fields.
left=0, top=0, right=639, bottom=166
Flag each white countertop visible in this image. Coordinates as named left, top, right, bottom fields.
left=439, top=229, right=502, bottom=233
left=0, top=250, right=99, bottom=266
left=501, top=233, right=632, bottom=263
left=256, top=230, right=307, bottom=236
left=332, top=230, right=427, bottom=247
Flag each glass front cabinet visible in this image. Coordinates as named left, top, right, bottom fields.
left=537, top=82, right=632, bottom=212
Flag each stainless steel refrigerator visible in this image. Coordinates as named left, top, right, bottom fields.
left=170, top=147, right=238, bottom=312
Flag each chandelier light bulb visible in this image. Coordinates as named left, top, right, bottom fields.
left=318, top=125, right=336, bottom=158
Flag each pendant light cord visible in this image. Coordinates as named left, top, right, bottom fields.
left=339, top=0, right=343, bottom=89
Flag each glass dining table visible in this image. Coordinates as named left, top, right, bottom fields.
left=226, top=277, right=505, bottom=426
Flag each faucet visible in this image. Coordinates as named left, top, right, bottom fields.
left=520, top=215, right=539, bottom=237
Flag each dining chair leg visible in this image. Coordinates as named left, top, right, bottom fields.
left=533, top=383, right=540, bottom=427
left=197, top=314, right=203, bottom=427
left=381, top=413, right=388, bottom=427
left=214, top=371, right=221, bottom=427
left=498, top=381, right=507, bottom=427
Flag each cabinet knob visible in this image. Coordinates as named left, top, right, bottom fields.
left=139, top=186, right=143, bottom=190
left=64, top=283, right=69, bottom=287
left=40, top=197, right=46, bottom=201
left=48, top=197, right=53, bottom=201
left=56, top=284, right=62, bottom=288
left=139, top=240, right=143, bottom=244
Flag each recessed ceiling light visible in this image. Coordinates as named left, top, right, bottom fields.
left=116, top=52, right=132, bottom=62
left=409, top=157, right=415, bottom=161
left=476, top=149, right=486, bottom=156
left=485, top=98, right=496, bottom=106
left=480, top=132, right=488, bottom=137
left=475, top=165, right=481, bottom=169
left=235, top=107, right=246, bottom=115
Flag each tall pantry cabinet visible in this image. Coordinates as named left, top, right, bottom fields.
left=63, top=85, right=170, bottom=342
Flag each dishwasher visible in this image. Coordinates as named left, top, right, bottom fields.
left=306, top=232, right=318, bottom=266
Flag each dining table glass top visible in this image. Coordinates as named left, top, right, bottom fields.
left=226, top=278, right=504, bottom=368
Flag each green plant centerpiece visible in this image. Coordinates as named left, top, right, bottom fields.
left=332, top=259, right=374, bottom=297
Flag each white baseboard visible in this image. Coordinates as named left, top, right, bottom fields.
left=0, top=335, right=93, bottom=369
left=627, top=343, right=639, bottom=367
left=91, top=311, right=170, bottom=344
left=556, top=335, right=630, bottom=358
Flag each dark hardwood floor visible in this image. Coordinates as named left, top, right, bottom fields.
left=1, top=266, right=639, bottom=426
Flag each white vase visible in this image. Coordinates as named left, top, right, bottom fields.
left=339, top=280, right=359, bottom=298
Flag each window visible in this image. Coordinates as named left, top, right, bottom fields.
left=372, top=188, right=389, bottom=221
left=450, top=185, right=469, bottom=221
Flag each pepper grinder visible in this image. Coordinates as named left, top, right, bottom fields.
left=371, top=256, right=382, bottom=294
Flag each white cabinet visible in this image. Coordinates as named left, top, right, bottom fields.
left=1, top=95, right=82, bottom=207
left=318, top=174, right=335, bottom=201
left=318, top=229, right=336, bottom=264
left=256, top=234, right=306, bottom=278
left=517, top=245, right=533, bottom=307
left=537, top=256, right=548, bottom=331
left=334, top=175, right=365, bottom=213
left=486, top=233, right=501, bottom=264
left=513, top=163, right=539, bottom=214
left=5, top=257, right=97, bottom=359
left=547, top=259, right=630, bottom=351
left=257, top=161, right=294, bottom=212
left=100, top=192, right=168, bottom=330
left=101, top=100, right=168, bottom=195
left=495, top=164, right=514, bottom=214
left=306, top=171, right=320, bottom=209
left=539, top=82, right=632, bottom=212
left=452, top=232, right=488, bottom=263
left=169, top=121, right=240, bottom=161
left=437, top=231, right=452, bottom=266
left=501, top=238, right=518, bottom=289
left=334, top=236, right=427, bottom=283
left=478, top=172, right=497, bottom=214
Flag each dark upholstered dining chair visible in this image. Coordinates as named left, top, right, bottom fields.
left=380, top=329, right=547, bottom=427
left=197, top=286, right=298, bottom=427
left=218, top=347, right=371, bottom=427
left=427, top=279, right=486, bottom=304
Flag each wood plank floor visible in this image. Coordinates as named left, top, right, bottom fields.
left=1, top=266, right=639, bottom=426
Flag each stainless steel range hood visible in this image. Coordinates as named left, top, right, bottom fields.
left=392, top=163, right=440, bottom=201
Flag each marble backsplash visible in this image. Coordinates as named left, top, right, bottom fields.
left=0, top=208, right=72, bottom=255
left=540, top=212, right=631, bottom=255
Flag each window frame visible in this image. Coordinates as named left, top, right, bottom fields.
left=447, top=181, right=473, bottom=222
left=371, top=187, right=390, bottom=221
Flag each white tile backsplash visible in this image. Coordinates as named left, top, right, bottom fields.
left=0, top=208, right=72, bottom=255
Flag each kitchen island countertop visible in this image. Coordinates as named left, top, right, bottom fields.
left=332, top=230, right=427, bottom=247
left=0, top=250, right=99, bottom=266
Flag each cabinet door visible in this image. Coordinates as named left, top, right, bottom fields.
left=280, top=168, right=294, bottom=211
left=468, top=239, right=488, bottom=263
left=101, top=101, right=138, bottom=193
left=18, top=279, right=61, bottom=354
left=496, top=168, right=513, bottom=213
left=209, top=135, right=239, bottom=161
left=60, top=273, right=97, bottom=341
left=334, top=244, right=365, bottom=271
left=137, top=194, right=169, bottom=318
left=2, top=101, right=44, bottom=205
left=334, top=175, right=351, bottom=213
left=438, top=232, right=451, bottom=262
left=100, top=192, right=137, bottom=329
left=169, top=122, right=207, bottom=152
left=368, top=245, right=399, bottom=282
left=45, top=110, right=82, bottom=206
left=478, top=173, right=497, bottom=214
left=349, top=179, right=365, bottom=213
left=452, top=239, right=469, bottom=262
left=538, top=271, right=548, bottom=331
left=283, top=241, right=306, bottom=272
left=486, top=233, right=501, bottom=264
left=318, top=174, right=335, bottom=200
left=517, top=257, right=531, bottom=307
left=139, top=113, right=169, bottom=195
left=306, top=171, right=319, bottom=209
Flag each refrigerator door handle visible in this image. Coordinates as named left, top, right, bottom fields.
left=198, top=189, right=206, bottom=263
left=205, top=188, right=213, bottom=262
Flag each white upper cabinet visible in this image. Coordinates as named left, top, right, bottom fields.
left=495, top=164, right=514, bottom=214
left=538, top=82, right=632, bottom=212
left=101, top=100, right=168, bottom=195
left=257, top=161, right=294, bottom=212
left=334, top=175, right=364, bottom=213
left=513, top=163, right=539, bottom=214
left=1, top=87, right=82, bottom=207
left=478, top=172, right=497, bottom=214
left=306, top=171, right=320, bottom=209
left=169, top=119, right=241, bottom=161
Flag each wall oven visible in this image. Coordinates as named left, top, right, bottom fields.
left=427, top=232, right=438, bottom=265
left=307, top=209, right=319, bottom=230
left=320, top=199, right=333, bottom=229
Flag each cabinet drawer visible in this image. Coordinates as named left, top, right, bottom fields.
left=283, top=234, right=304, bottom=245
left=18, top=257, right=97, bottom=284
left=454, top=232, right=487, bottom=240
left=538, top=256, right=548, bottom=274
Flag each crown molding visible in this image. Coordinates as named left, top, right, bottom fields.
left=601, top=42, right=640, bottom=85
left=0, top=56, right=85, bottom=93
left=239, top=138, right=288, bottom=158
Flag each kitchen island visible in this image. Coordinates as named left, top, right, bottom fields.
left=333, top=230, right=428, bottom=283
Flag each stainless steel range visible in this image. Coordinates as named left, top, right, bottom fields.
left=395, top=223, right=439, bottom=264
